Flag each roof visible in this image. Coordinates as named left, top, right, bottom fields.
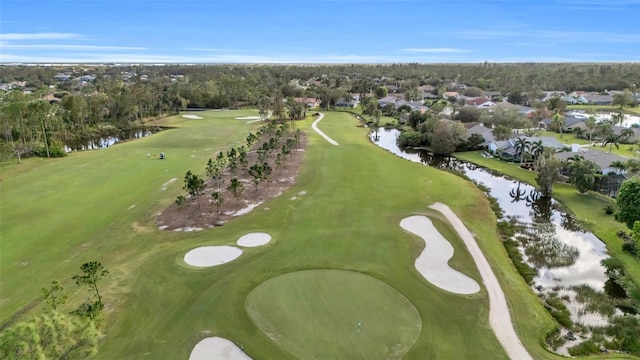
left=555, top=149, right=630, bottom=171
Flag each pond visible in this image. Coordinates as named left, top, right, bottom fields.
left=64, top=127, right=165, bottom=152
left=371, top=128, right=625, bottom=355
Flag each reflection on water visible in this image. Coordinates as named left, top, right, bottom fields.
left=372, top=129, right=613, bottom=329
left=65, top=127, right=164, bottom=152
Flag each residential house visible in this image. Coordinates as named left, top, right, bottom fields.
left=484, top=90, right=502, bottom=100
left=541, top=91, right=567, bottom=101
left=488, top=136, right=566, bottom=157
left=383, top=84, right=399, bottom=93
left=421, top=92, right=438, bottom=101
left=583, top=94, right=613, bottom=105
left=538, top=115, right=587, bottom=131
left=418, top=84, right=435, bottom=92
left=465, top=97, right=496, bottom=108
left=465, top=123, right=497, bottom=146
left=443, top=91, right=459, bottom=99
left=294, top=97, right=321, bottom=108
left=54, top=73, right=71, bottom=81
left=555, top=150, right=631, bottom=175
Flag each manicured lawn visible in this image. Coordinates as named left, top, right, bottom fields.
left=5, top=110, right=634, bottom=359
left=568, top=105, right=640, bottom=116
left=246, top=269, right=421, bottom=359
left=538, top=129, right=636, bottom=158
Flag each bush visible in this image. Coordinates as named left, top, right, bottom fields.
left=568, top=340, right=601, bottom=356
left=603, top=204, right=615, bottom=215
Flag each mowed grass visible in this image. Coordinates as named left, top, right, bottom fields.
left=538, top=129, right=637, bottom=158
left=0, top=110, right=260, bottom=321
left=246, top=269, right=421, bottom=359
left=4, top=110, right=624, bottom=359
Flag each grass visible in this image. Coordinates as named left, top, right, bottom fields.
left=245, top=269, right=421, bottom=359
left=538, top=129, right=637, bottom=158
left=2, top=110, right=636, bottom=359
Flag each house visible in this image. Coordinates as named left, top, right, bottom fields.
left=555, top=150, right=631, bottom=175
left=542, top=91, right=567, bottom=101
left=465, top=97, right=496, bottom=108
left=418, top=84, right=435, bottom=92
left=466, top=123, right=497, bottom=146
left=54, top=73, right=71, bottom=81
left=583, top=94, right=613, bottom=105
left=294, top=97, right=321, bottom=108
left=484, top=90, right=503, bottom=100
left=443, top=91, right=459, bottom=99
left=383, top=84, right=399, bottom=93
left=538, top=116, right=587, bottom=131
left=488, top=136, right=566, bottom=157
left=422, top=92, right=438, bottom=100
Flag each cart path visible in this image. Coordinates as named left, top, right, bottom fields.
left=430, top=202, right=533, bottom=360
left=311, top=113, right=338, bottom=145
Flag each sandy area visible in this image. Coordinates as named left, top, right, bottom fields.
left=400, top=215, right=480, bottom=294
left=184, top=246, right=243, bottom=267
left=182, top=115, right=203, bottom=119
left=237, top=232, right=272, bottom=247
left=189, top=337, right=252, bottom=360
left=429, top=202, right=532, bottom=360
left=235, top=116, right=261, bottom=120
left=311, top=113, right=338, bottom=145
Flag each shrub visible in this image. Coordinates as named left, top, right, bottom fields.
left=568, top=340, right=601, bottom=356
left=603, top=204, right=615, bottom=215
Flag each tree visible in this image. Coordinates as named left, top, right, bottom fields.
left=616, top=177, right=640, bottom=229
left=430, top=120, right=465, bottom=155
left=609, top=160, right=627, bottom=175
left=454, top=106, right=482, bottom=123
left=551, top=112, right=565, bottom=137
left=604, top=133, right=620, bottom=153
left=374, top=86, right=388, bottom=99
left=536, top=156, right=562, bottom=196
left=183, top=171, right=206, bottom=207
left=42, top=280, right=66, bottom=311
left=595, top=121, right=614, bottom=142
left=530, top=140, right=545, bottom=161
left=175, top=195, right=188, bottom=225
left=513, top=137, right=531, bottom=164
left=248, top=163, right=264, bottom=192
left=547, top=96, right=567, bottom=113
left=620, top=128, right=635, bottom=143
left=612, top=91, right=634, bottom=109
left=492, top=125, right=512, bottom=141
left=585, top=115, right=597, bottom=142
left=403, top=87, right=420, bottom=102
left=0, top=311, right=99, bottom=360
left=567, top=159, right=600, bottom=193
left=257, top=96, right=271, bottom=122
left=227, top=177, right=245, bottom=205
left=72, top=261, right=108, bottom=320
left=211, top=191, right=224, bottom=219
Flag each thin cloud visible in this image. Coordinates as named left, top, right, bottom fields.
left=0, top=32, right=81, bottom=40
left=455, top=29, right=640, bottom=43
left=402, top=48, right=470, bottom=53
left=1, top=44, right=147, bottom=51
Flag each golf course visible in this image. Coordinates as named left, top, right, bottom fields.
left=3, top=110, right=632, bottom=359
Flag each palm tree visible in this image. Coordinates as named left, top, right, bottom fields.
left=594, top=121, right=614, bottom=143
left=604, top=134, right=620, bottom=153
left=620, top=128, right=635, bottom=143
left=585, top=116, right=597, bottom=142
left=609, top=160, right=627, bottom=175
left=530, top=140, right=545, bottom=161
left=551, top=112, right=565, bottom=137
left=573, top=127, right=585, bottom=139
left=626, top=159, right=640, bottom=175
left=513, top=137, right=531, bottom=164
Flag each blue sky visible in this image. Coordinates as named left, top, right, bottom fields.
left=1, top=0, right=639, bottom=63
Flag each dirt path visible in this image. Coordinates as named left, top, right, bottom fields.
left=430, top=202, right=532, bottom=360
left=311, top=113, right=338, bottom=145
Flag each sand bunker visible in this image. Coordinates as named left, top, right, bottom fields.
left=182, top=115, right=203, bottom=119
left=400, top=215, right=480, bottom=294
left=235, top=116, right=261, bottom=120
left=184, top=246, right=243, bottom=267
left=237, top=232, right=272, bottom=247
left=189, top=337, right=252, bottom=360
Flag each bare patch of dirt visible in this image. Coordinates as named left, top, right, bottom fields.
left=156, top=132, right=307, bottom=231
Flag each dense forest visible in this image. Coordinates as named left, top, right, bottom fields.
left=1, top=62, right=639, bottom=162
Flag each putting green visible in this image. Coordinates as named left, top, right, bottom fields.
left=245, top=269, right=421, bottom=360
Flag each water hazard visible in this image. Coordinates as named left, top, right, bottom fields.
left=371, top=128, right=625, bottom=354
left=64, top=127, right=165, bottom=152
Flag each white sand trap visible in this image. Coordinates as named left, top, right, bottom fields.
left=400, top=215, right=480, bottom=294
left=235, top=116, right=261, bottom=120
left=237, top=232, right=271, bottom=247
left=184, top=246, right=243, bottom=267
left=189, top=337, right=252, bottom=360
left=182, top=114, right=203, bottom=119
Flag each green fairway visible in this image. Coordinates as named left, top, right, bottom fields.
left=8, top=110, right=629, bottom=359
left=246, top=269, right=421, bottom=359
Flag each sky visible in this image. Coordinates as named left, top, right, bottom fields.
left=1, top=0, right=639, bottom=64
